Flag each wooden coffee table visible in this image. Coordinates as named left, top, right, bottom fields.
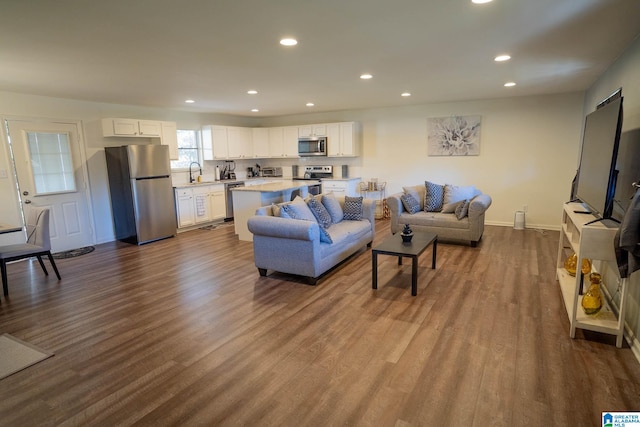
left=372, top=231, right=437, bottom=296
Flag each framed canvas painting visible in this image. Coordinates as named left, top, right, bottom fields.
left=427, top=115, right=481, bottom=156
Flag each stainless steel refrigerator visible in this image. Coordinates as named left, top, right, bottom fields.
left=105, top=145, right=176, bottom=244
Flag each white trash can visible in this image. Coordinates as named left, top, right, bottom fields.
left=514, top=211, right=525, bottom=230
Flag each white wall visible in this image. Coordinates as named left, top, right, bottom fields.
left=583, top=35, right=640, bottom=358
left=0, top=92, right=253, bottom=245
left=1, top=90, right=586, bottom=247
left=260, top=93, right=585, bottom=229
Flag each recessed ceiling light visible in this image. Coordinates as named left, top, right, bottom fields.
left=401, top=92, right=411, bottom=97
left=472, top=0, right=493, bottom=4
left=504, top=82, right=517, bottom=87
left=360, top=74, right=373, bottom=80
left=184, top=99, right=195, bottom=104
left=306, top=102, right=315, bottom=107
left=494, top=54, right=511, bottom=62
left=251, top=108, right=259, bottom=112
left=247, top=90, right=258, bottom=95
left=280, top=38, right=297, bottom=46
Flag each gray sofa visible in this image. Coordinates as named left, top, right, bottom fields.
left=247, top=195, right=375, bottom=284
left=388, top=183, right=492, bottom=247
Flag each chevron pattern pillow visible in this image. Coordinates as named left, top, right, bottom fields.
left=307, top=197, right=332, bottom=229
left=425, top=181, right=444, bottom=212
left=343, top=196, right=364, bottom=220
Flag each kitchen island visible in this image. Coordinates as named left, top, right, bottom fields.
left=232, top=180, right=320, bottom=241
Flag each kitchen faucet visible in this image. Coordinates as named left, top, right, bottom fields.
left=189, top=162, right=202, bottom=183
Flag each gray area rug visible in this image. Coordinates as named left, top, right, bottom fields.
left=0, top=333, right=54, bottom=380
left=52, top=246, right=95, bottom=259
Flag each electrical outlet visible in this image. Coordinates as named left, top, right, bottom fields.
left=523, top=205, right=528, bottom=213
left=0, top=169, right=7, bottom=179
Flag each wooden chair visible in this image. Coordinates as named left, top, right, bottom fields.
left=0, top=207, right=61, bottom=297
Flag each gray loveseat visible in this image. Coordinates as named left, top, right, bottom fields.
left=388, top=182, right=492, bottom=247
left=247, top=194, right=375, bottom=284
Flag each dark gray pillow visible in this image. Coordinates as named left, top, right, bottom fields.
left=319, top=227, right=333, bottom=243
left=307, top=197, right=332, bottom=229
left=455, top=199, right=470, bottom=219
left=343, top=196, right=363, bottom=221
left=321, top=192, right=344, bottom=224
left=425, top=181, right=444, bottom=212
left=400, top=193, right=421, bottom=214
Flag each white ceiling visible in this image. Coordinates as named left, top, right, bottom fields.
left=1, top=0, right=639, bottom=117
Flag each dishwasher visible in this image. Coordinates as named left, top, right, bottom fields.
left=224, top=181, right=245, bottom=221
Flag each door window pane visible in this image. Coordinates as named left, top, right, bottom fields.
left=27, top=132, right=76, bottom=195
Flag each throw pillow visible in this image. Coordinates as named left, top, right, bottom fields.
left=271, top=202, right=288, bottom=217
left=443, top=184, right=477, bottom=205
left=286, top=196, right=317, bottom=223
left=343, top=196, right=364, bottom=221
left=425, top=181, right=444, bottom=212
left=455, top=199, right=470, bottom=219
left=441, top=199, right=465, bottom=213
left=400, top=193, right=421, bottom=214
left=307, top=197, right=332, bottom=229
left=403, top=185, right=425, bottom=211
left=279, top=204, right=292, bottom=218
left=321, top=192, right=344, bottom=224
left=319, top=227, right=333, bottom=244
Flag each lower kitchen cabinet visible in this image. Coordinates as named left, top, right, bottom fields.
left=175, top=185, right=226, bottom=230
left=321, top=178, right=361, bottom=197
left=175, top=188, right=196, bottom=228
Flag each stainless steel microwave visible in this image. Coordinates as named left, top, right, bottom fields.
left=298, top=136, right=327, bottom=156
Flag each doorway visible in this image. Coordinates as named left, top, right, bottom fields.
left=5, top=119, right=95, bottom=252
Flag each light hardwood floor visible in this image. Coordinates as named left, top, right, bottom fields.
left=0, top=221, right=638, bottom=426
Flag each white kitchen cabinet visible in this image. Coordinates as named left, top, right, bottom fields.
left=175, top=188, right=195, bottom=228
left=227, top=126, right=253, bottom=159
left=175, top=184, right=226, bottom=230
left=322, top=178, right=361, bottom=197
left=210, top=188, right=226, bottom=220
left=161, top=121, right=178, bottom=160
left=298, top=124, right=327, bottom=137
left=327, top=122, right=358, bottom=157
left=252, top=128, right=270, bottom=158
left=202, top=125, right=253, bottom=160
left=283, top=126, right=300, bottom=157
left=193, top=186, right=213, bottom=224
left=202, top=125, right=229, bottom=160
left=268, top=127, right=297, bottom=158
left=102, top=118, right=162, bottom=137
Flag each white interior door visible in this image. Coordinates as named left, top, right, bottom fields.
left=7, top=119, right=94, bottom=252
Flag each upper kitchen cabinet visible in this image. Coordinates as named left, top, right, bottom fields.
left=227, top=126, right=253, bottom=159
left=327, top=122, right=359, bottom=157
left=252, top=128, right=270, bottom=158
left=202, top=125, right=253, bottom=160
left=160, top=121, right=178, bottom=160
left=268, top=127, right=299, bottom=158
left=202, top=125, right=228, bottom=160
left=102, top=118, right=162, bottom=137
left=298, top=124, right=327, bottom=138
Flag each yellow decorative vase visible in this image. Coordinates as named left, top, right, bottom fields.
left=564, top=252, right=592, bottom=277
left=582, top=272, right=603, bottom=315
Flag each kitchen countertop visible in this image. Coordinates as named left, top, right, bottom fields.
left=231, top=180, right=320, bottom=193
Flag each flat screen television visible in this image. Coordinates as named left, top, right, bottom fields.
left=574, top=95, right=624, bottom=219
left=611, top=128, right=640, bottom=222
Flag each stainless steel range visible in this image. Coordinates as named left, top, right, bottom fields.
left=302, top=165, right=333, bottom=179
left=300, top=165, right=333, bottom=195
